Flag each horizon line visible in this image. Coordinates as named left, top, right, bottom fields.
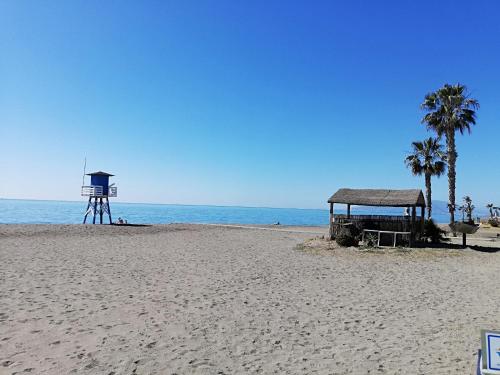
left=0, top=197, right=331, bottom=212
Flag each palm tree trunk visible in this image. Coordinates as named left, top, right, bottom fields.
left=425, top=173, right=432, bottom=219
left=446, top=128, right=457, bottom=224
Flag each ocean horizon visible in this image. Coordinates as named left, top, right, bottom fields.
left=0, top=198, right=458, bottom=225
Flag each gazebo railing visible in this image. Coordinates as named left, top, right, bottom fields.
left=333, top=214, right=414, bottom=222
left=330, top=214, right=422, bottom=238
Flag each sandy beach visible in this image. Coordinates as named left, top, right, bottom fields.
left=1, top=224, right=500, bottom=374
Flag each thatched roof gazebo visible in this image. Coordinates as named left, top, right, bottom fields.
left=328, top=188, right=426, bottom=246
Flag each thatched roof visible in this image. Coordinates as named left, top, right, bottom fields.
left=328, top=188, right=425, bottom=207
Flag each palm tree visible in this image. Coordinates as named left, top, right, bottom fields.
left=405, top=137, right=446, bottom=219
left=460, top=196, right=475, bottom=223
left=421, top=83, right=479, bottom=224
left=487, top=203, right=495, bottom=218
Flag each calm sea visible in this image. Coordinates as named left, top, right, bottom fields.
left=0, top=199, right=452, bottom=225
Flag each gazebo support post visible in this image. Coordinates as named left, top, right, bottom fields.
left=410, top=206, right=416, bottom=247
left=420, top=206, right=425, bottom=237
left=347, top=204, right=351, bottom=219
left=329, top=203, right=334, bottom=240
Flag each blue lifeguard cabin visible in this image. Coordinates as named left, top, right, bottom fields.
left=81, top=171, right=117, bottom=224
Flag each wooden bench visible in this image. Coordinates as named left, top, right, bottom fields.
left=362, top=229, right=411, bottom=247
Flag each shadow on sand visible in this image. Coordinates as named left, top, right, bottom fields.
left=419, top=241, right=500, bottom=253
left=467, top=245, right=500, bottom=253
left=111, top=223, right=152, bottom=227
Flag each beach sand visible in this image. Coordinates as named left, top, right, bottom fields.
left=1, top=224, right=499, bottom=374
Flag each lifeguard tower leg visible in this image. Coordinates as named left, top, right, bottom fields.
left=99, top=198, right=104, bottom=224
left=106, top=197, right=112, bottom=224
left=83, top=197, right=92, bottom=224
left=92, top=198, right=97, bottom=224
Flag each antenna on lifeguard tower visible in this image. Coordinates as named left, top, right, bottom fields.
left=82, top=157, right=87, bottom=186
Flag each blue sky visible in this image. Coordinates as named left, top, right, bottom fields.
left=1, top=0, right=499, bottom=208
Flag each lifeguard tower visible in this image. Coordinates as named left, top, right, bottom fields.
left=81, top=171, right=117, bottom=224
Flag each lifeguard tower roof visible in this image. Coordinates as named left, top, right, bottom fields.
left=86, top=171, right=114, bottom=177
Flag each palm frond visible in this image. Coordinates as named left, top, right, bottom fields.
left=405, top=137, right=446, bottom=178
left=421, top=83, right=479, bottom=137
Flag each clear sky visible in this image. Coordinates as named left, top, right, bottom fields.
left=1, top=0, right=499, bottom=208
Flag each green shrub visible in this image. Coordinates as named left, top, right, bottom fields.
left=423, top=219, right=448, bottom=243
left=488, top=218, right=499, bottom=227
left=348, top=224, right=362, bottom=239
left=363, top=232, right=378, bottom=247
left=335, top=228, right=358, bottom=247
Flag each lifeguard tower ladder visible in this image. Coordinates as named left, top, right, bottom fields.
left=81, top=171, right=117, bottom=224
